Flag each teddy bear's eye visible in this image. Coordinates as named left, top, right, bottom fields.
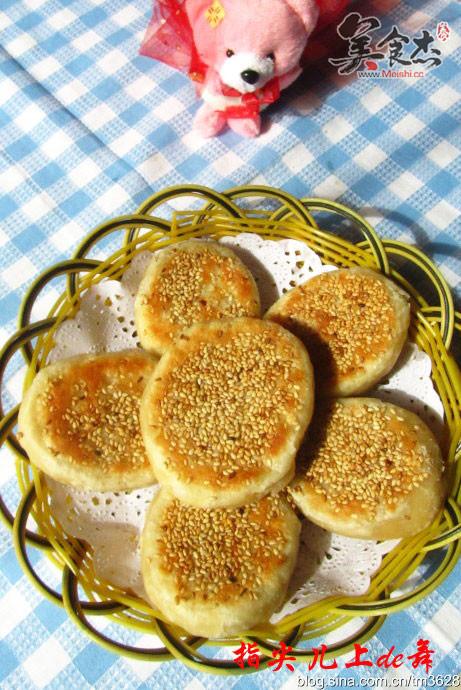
left=267, top=52, right=275, bottom=61
left=226, top=49, right=234, bottom=58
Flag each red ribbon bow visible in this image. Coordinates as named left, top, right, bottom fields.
left=218, top=78, right=281, bottom=119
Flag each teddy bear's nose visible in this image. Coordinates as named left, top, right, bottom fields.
left=241, top=69, right=260, bottom=85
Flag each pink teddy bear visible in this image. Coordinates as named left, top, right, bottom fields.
left=141, top=0, right=348, bottom=137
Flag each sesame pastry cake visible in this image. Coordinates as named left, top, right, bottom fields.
left=289, top=398, right=445, bottom=540
left=140, top=317, right=314, bottom=508
left=265, top=267, right=410, bottom=397
left=18, top=350, right=158, bottom=491
left=134, top=240, right=260, bottom=355
left=141, top=489, right=300, bottom=637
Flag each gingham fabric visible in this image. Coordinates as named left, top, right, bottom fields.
left=0, top=0, right=460, bottom=686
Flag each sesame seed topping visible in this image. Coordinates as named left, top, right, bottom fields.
left=43, top=359, right=152, bottom=470
left=145, top=246, right=258, bottom=329
left=157, top=495, right=287, bottom=603
left=296, top=401, right=427, bottom=516
left=270, top=270, right=398, bottom=383
left=155, top=329, right=305, bottom=482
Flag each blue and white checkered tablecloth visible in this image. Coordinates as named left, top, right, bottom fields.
left=0, top=0, right=460, bottom=686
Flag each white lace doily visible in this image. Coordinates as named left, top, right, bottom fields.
left=45, top=234, right=445, bottom=620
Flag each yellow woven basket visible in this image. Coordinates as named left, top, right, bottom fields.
left=1, top=185, right=460, bottom=674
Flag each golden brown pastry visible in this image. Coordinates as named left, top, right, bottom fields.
left=289, top=398, right=445, bottom=539
left=265, top=267, right=410, bottom=396
left=18, top=350, right=158, bottom=491
left=141, top=489, right=300, bottom=637
left=135, top=240, right=260, bottom=355
left=140, top=317, right=314, bottom=508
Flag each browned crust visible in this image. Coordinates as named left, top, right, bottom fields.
left=141, top=318, right=315, bottom=507
left=289, top=398, right=445, bottom=539
left=135, top=240, right=261, bottom=355
left=265, top=267, right=410, bottom=396
left=18, top=350, right=159, bottom=491
left=141, top=489, right=300, bottom=637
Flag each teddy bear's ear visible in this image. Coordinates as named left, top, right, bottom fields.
left=284, top=0, right=319, bottom=33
